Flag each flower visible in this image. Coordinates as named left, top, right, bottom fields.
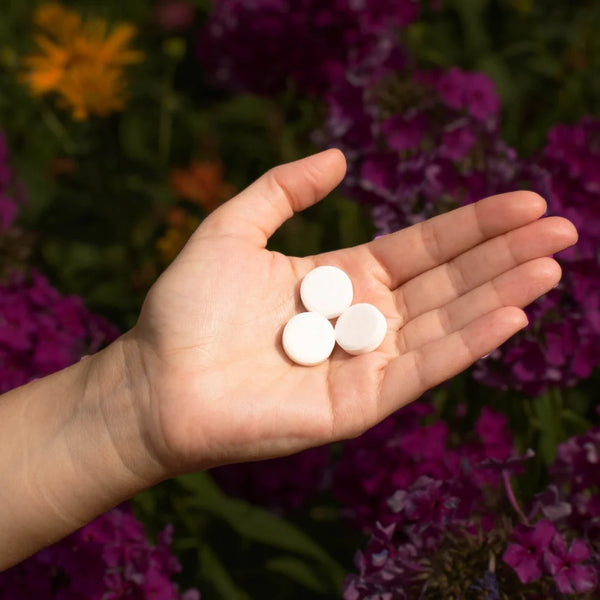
left=333, top=402, right=515, bottom=529
left=196, top=0, right=420, bottom=96
left=544, top=533, right=597, bottom=594
left=169, top=160, right=235, bottom=212
left=503, top=520, right=557, bottom=583
left=318, top=46, right=513, bottom=239
left=0, top=504, right=200, bottom=599
left=473, top=118, right=600, bottom=393
left=21, top=2, right=144, bottom=120
left=0, top=270, right=118, bottom=393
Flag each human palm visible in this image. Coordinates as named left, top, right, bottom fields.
left=131, top=149, right=577, bottom=475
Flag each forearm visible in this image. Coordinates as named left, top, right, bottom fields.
left=0, top=333, right=167, bottom=571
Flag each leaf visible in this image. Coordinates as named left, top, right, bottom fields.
left=200, top=544, right=252, bottom=600
left=132, top=488, right=156, bottom=515
left=265, top=555, right=331, bottom=594
left=534, top=390, right=565, bottom=465
left=176, top=472, right=345, bottom=587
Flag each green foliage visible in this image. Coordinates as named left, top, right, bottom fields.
left=133, top=472, right=349, bottom=599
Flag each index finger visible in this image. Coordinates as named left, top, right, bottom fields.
left=366, top=191, right=548, bottom=290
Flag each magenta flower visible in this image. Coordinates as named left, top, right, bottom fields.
left=0, top=506, right=200, bottom=599
left=196, top=0, right=419, bottom=97
left=436, top=66, right=469, bottom=110
left=464, top=71, right=501, bottom=120
left=544, top=534, right=598, bottom=594
left=503, top=520, right=557, bottom=583
left=0, top=271, right=118, bottom=394
left=440, top=123, right=476, bottom=160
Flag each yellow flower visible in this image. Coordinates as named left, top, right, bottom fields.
left=156, top=209, right=200, bottom=263
left=21, top=2, right=143, bottom=120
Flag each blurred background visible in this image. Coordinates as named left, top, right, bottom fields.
left=1, top=1, right=599, bottom=598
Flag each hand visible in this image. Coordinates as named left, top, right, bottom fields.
left=127, top=149, right=577, bottom=475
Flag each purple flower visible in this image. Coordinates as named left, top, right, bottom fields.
left=0, top=270, right=119, bottom=394
left=550, top=425, right=600, bottom=492
left=436, top=67, right=469, bottom=111
left=440, top=122, right=476, bottom=160
left=0, top=505, right=200, bottom=599
left=476, top=448, right=535, bottom=476
left=387, top=476, right=460, bottom=526
left=503, top=520, right=557, bottom=583
left=211, top=445, right=330, bottom=513
left=470, top=571, right=500, bottom=599
left=544, top=533, right=598, bottom=594
left=333, top=403, right=516, bottom=530
left=464, top=72, right=501, bottom=120
left=196, top=0, right=419, bottom=97
left=528, top=485, right=572, bottom=523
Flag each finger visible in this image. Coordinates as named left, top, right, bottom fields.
left=398, top=257, right=560, bottom=353
left=395, top=216, right=577, bottom=324
left=379, top=307, right=528, bottom=418
left=366, top=191, right=549, bottom=289
left=199, top=149, right=347, bottom=246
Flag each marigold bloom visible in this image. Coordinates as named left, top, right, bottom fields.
left=21, top=2, right=143, bottom=120
left=169, top=160, right=235, bottom=212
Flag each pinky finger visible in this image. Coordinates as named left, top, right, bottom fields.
left=378, top=306, right=528, bottom=420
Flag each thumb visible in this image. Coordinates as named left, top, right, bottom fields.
left=199, top=149, right=347, bottom=246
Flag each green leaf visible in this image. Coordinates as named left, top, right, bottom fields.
left=534, top=390, right=565, bottom=465
left=265, top=555, right=331, bottom=594
left=200, top=544, right=252, bottom=600
left=176, top=472, right=345, bottom=587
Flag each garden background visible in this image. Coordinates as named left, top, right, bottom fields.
left=1, top=0, right=600, bottom=598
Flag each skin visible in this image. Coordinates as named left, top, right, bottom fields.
left=0, top=149, right=578, bottom=570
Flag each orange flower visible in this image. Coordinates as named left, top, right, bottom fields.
left=21, top=2, right=143, bottom=120
left=169, top=160, right=236, bottom=212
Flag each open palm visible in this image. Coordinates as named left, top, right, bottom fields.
left=130, top=149, right=577, bottom=475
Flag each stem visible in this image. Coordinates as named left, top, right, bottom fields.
left=488, top=551, right=496, bottom=573
left=158, top=61, right=177, bottom=168
left=502, top=469, right=529, bottom=525
left=40, top=103, right=76, bottom=153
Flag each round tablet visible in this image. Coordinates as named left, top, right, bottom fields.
left=335, top=303, right=388, bottom=355
left=300, top=266, right=353, bottom=319
left=282, top=312, right=336, bottom=366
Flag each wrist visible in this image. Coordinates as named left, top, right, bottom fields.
left=0, top=332, right=168, bottom=570
left=80, top=330, right=171, bottom=490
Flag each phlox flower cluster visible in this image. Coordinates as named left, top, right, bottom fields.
left=319, top=59, right=508, bottom=233
left=473, top=119, right=600, bottom=394
left=319, top=42, right=600, bottom=394
left=333, top=402, right=514, bottom=531
left=0, top=505, right=200, bottom=600
left=343, top=425, right=600, bottom=598
left=196, top=0, right=424, bottom=96
left=0, top=270, right=118, bottom=393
